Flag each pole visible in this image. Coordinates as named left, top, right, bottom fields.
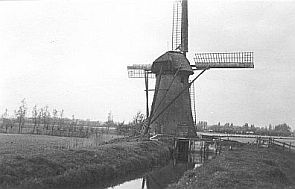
left=142, top=66, right=164, bottom=135
left=144, top=71, right=149, bottom=118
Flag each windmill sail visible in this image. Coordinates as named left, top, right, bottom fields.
left=172, top=0, right=188, bottom=53
left=127, top=64, right=155, bottom=78
left=194, top=52, right=254, bottom=69
left=189, top=80, right=196, bottom=126
left=181, top=0, right=188, bottom=53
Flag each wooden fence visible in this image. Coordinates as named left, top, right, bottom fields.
left=269, top=138, right=295, bottom=152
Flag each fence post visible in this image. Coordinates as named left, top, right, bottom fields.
left=290, top=142, right=291, bottom=152
left=256, top=137, right=258, bottom=148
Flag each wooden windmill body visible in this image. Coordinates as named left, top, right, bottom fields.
left=127, top=0, right=254, bottom=138
left=150, top=51, right=195, bottom=137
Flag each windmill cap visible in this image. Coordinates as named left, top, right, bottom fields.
left=151, top=51, right=193, bottom=74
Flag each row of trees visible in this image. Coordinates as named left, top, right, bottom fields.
left=0, top=99, right=101, bottom=137
left=1, top=99, right=65, bottom=134
left=1, top=99, right=28, bottom=134
left=1, top=99, right=146, bottom=138
left=3, top=100, right=293, bottom=138
left=197, top=121, right=294, bottom=137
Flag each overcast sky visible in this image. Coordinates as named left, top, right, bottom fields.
left=0, top=0, right=294, bottom=129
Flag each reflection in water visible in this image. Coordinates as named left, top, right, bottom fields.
left=107, top=152, right=214, bottom=189
left=142, top=161, right=195, bottom=189
left=140, top=153, right=213, bottom=189
left=107, top=179, right=143, bottom=189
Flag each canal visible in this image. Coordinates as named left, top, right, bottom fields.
left=97, top=152, right=215, bottom=189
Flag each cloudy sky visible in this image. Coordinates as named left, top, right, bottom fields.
left=0, top=0, right=294, bottom=129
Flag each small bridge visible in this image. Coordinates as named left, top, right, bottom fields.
left=198, top=132, right=295, bottom=151
left=198, top=132, right=295, bottom=140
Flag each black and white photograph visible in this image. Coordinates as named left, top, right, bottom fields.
left=0, top=0, right=295, bottom=188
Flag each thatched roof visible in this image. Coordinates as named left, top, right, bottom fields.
left=151, top=51, right=193, bottom=74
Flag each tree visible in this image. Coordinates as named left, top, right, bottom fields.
left=32, top=105, right=38, bottom=133
left=70, top=115, right=78, bottom=136
left=44, top=106, right=51, bottom=130
left=129, top=111, right=145, bottom=136
left=36, top=108, right=42, bottom=134
left=274, top=123, right=291, bottom=136
left=51, top=109, right=58, bottom=135
left=105, top=111, right=114, bottom=134
left=1, top=108, right=9, bottom=133
left=58, top=109, right=64, bottom=134
left=196, top=121, right=208, bottom=132
left=250, top=124, right=256, bottom=133
left=40, top=107, right=45, bottom=130
left=107, top=111, right=113, bottom=123
left=116, top=121, right=126, bottom=135
left=242, top=123, right=249, bottom=134
left=15, top=99, right=27, bottom=133
left=268, top=124, right=272, bottom=131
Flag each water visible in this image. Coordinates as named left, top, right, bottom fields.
left=104, top=152, right=214, bottom=189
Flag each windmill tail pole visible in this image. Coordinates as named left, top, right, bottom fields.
left=142, top=66, right=163, bottom=136
left=150, top=68, right=208, bottom=126
left=144, top=71, right=149, bottom=118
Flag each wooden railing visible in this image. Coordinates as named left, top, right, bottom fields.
left=269, top=138, right=295, bottom=152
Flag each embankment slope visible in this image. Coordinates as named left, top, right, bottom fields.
left=168, top=144, right=295, bottom=189
left=0, top=135, right=171, bottom=189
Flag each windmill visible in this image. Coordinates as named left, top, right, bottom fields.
left=127, top=0, right=254, bottom=138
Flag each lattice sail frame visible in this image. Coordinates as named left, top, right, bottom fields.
left=127, top=64, right=155, bottom=78
left=172, top=0, right=182, bottom=51
left=172, top=0, right=188, bottom=53
left=194, top=52, right=254, bottom=69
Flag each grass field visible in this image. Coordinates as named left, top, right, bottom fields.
left=168, top=143, right=295, bottom=189
left=0, top=134, right=171, bottom=189
left=0, top=133, right=123, bottom=156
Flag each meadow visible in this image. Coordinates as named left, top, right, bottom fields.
left=0, top=133, right=122, bottom=156
left=0, top=133, right=171, bottom=189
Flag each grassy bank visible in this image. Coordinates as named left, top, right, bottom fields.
left=168, top=143, right=295, bottom=189
left=0, top=134, right=171, bottom=189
